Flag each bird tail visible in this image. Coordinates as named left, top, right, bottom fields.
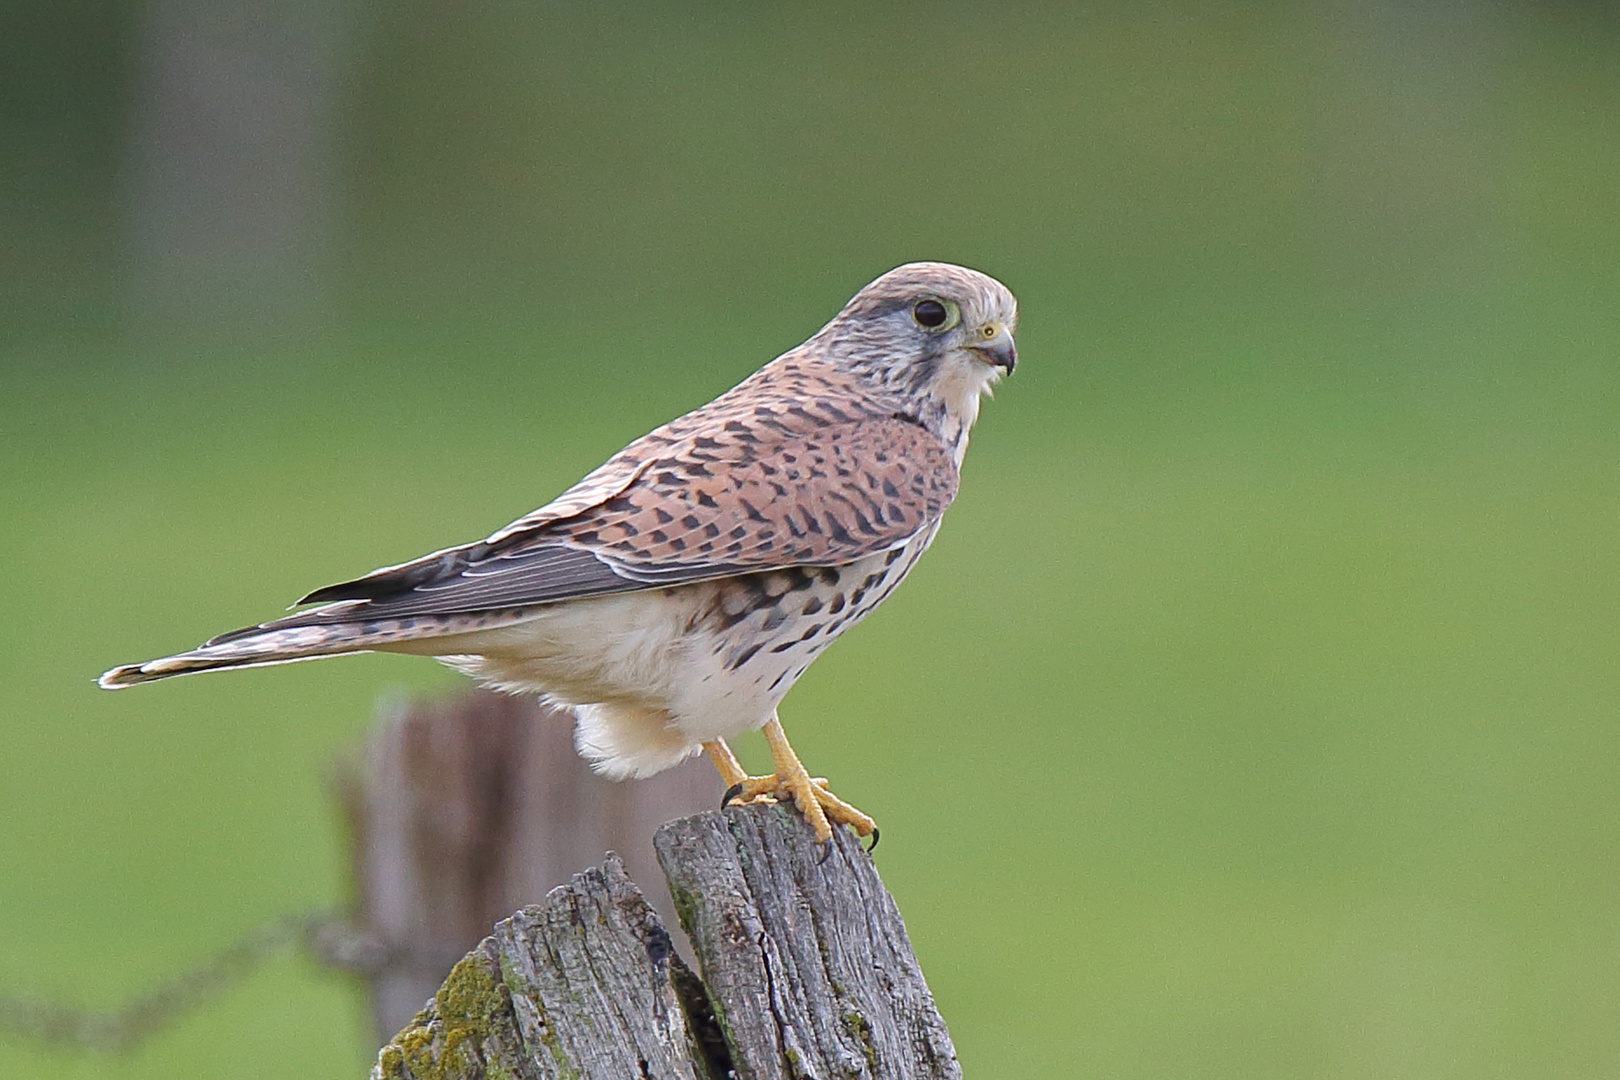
left=98, top=621, right=381, bottom=688
left=99, top=602, right=551, bottom=689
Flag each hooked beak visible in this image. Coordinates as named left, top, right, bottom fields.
left=968, top=327, right=1017, bottom=373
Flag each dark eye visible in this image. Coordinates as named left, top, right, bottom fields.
left=912, top=299, right=948, bottom=328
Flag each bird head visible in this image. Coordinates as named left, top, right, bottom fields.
left=813, top=262, right=1018, bottom=436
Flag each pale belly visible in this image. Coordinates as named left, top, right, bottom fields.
left=381, top=526, right=938, bottom=778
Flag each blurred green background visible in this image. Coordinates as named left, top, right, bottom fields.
left=4, top=1, right=1619, bottom=1076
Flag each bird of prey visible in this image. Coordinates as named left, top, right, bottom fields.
left=101, top=262, right=1018, bottom=845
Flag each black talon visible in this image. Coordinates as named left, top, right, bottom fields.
left=864, top=827, right=880, bottom=853
left=721, top=782, right=744, bottom=810
left=817, top=838, right=835, bottom=865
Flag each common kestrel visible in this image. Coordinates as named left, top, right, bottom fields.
left=101, top=262, right=1018, bottom=844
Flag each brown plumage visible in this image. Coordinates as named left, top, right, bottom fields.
left=101, top=261, right=1018, bottom=844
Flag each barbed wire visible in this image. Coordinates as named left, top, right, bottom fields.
left=0, top=910, right=442, bottom=1053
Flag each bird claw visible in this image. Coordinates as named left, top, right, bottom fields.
left=706, top=719, right=875, bottom=847
left=714, top=769, right=877, bottom=847
left=818, top=823, right=877, bottom=864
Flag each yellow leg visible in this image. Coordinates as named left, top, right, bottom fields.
left=706, top=714, right=876, bottom=845
left=702, top=738, right=748, bottom=788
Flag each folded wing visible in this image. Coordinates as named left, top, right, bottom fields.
left=219, top=414, right=957, bottom=642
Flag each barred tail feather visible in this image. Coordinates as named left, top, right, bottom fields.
left=98, top=605, right=550, bottom=689
left=98, top=623, right=379, bottom=688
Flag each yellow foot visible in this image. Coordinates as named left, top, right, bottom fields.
left=702, top=720, right=877, bottom=848
left=721, top=773, right=877, bottom=846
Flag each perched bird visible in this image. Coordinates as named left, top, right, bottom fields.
left=101, top=262, right=1018, bottom=844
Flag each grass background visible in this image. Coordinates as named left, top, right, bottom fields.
left=3, top=2, right=1619, bottom=1076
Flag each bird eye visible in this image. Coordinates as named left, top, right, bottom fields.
left=912, top=299, right=949, bottom=329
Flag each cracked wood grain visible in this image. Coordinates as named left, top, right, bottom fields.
left=368, top=803, right=957, bottom=1080
left=370, top=855, right=724, bottom=1080
left=655, top=805, right=961, bottom=1080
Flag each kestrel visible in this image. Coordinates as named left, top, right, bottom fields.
left=101, top=262, right=1018, bottom=844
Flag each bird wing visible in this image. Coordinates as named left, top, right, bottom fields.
left=244, top=413, right=957, bottom=635
left=557, top=411, right=958, bottom=577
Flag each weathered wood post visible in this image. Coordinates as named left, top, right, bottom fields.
left=335, top=690, right=718, bottom=1040
left=370, top=802, right=961, bottom=1080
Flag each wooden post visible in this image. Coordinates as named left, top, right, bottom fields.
left=335, top=690, right=719, bottom=1040
left=371, top=854, right=722, bottom=1080
left=369, top=802, right=961, bottom=1080
left=656, top=807, right=960, bottom=1080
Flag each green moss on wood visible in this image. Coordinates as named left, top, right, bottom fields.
left=373, top=953, right=516, bottom=1080
left=436, top=954, right=505, bottom=1057
left=376, top=1043, right=407, bottom=1079
left=533, top=1015, right=579, bottom=1080
left=842, top=1010, right=878, bottom=1069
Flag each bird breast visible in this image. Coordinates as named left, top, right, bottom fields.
left=410, top=524, right=940, bottom=748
